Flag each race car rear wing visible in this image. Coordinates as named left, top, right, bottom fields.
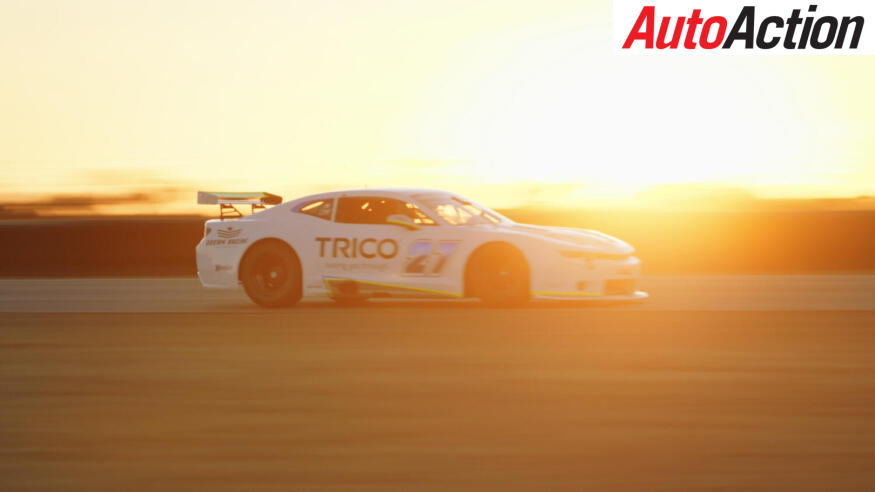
left=197, top=191, right=282, bottom=220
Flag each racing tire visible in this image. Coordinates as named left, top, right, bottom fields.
left=467, top=243, right=529, bottom=307
left=239, top=241, right=302, bottom=308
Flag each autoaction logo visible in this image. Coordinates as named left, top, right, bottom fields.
left=614, top=0, right=874, bottom=54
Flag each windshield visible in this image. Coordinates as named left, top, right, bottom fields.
left=414, top=193, right=508, bottom=226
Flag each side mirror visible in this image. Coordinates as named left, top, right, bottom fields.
left=386, top=214, right=420, bottom=231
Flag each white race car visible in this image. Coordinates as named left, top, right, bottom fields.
left=196, top=189, right=647, bottom=307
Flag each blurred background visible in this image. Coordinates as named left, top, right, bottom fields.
left=1, top=0, right=873, bottom=274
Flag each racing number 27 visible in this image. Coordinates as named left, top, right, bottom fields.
left=404, top=240, right=459, bottom=276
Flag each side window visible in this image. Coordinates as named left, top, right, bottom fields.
left=403, top=202, right=437, bottom=225
left=295, top=199, right=333, bottom=220
left=335, top=196, right=435, bottom=225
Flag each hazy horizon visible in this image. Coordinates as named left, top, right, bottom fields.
left=2, top=180, right=874, bottom=218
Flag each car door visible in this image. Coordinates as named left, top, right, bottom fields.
left=321, top=195, right=460, bottom=297
left=289, top=197, right=344, bottom=293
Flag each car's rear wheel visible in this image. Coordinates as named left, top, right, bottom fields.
left=466, top=243, right=529, bottom=307
left=239, top=241, right=302, bottom=308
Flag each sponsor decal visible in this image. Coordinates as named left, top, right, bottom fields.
left=204, top=226, right=248, bottom=246
left=315, top=237, right=398, bottom=259
left=403, top=240, right=459, bottom=276
left=205, top=238, right=248, bottom=247
left=217, top=226, right=242, bottom=239
left=614, top=1, right=873, bottom=54
left=325, top=262, right=389, bottom=272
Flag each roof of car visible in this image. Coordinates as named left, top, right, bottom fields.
left=289, top=188, right=452, bottom=203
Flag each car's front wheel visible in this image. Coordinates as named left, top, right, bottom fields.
left=239, top=240, right=302, bottom=308
left=466, top=243, right=529, bottom=307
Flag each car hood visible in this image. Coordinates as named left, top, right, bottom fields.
left=499, top=223, right=635, bottom=255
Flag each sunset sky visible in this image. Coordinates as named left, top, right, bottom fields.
left=1, top=0, right=873, bottom=212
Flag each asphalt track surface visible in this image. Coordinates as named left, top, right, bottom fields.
left=2, top=276, right=874, bottom=490
left=1, top=275, right=874, bottom=312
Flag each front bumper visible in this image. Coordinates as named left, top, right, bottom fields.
left=532, top=253, right=645, bottom=300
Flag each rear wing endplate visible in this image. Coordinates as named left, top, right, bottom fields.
left=197, top=191, right=282, bottom=219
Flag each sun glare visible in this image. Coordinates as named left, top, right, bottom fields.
left=400, top=24, right=870, bottom=206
